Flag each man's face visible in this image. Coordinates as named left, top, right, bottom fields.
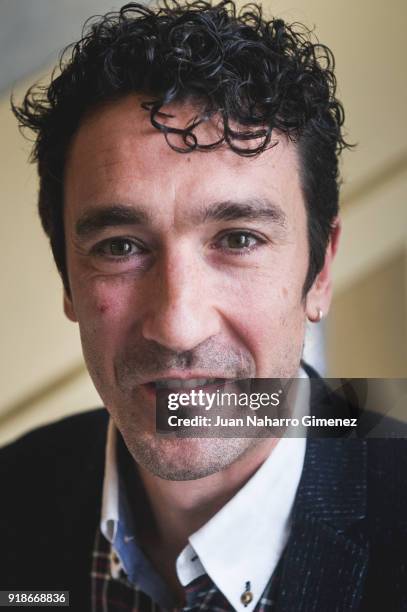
left=63, top=95, right=332, bottom=479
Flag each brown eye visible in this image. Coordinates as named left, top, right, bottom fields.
left=220, top=232, right=258, bottom=250
left=109, top=239, right=134, bottom=256
left=93, top=237, right=145, bottom=259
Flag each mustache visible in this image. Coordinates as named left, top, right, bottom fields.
left=114, top=338, right=255, bottom=388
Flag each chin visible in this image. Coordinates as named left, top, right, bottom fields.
left=124, top=433, right=256, bottom=481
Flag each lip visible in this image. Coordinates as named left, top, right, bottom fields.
left=139, top=374, right=234, bottom=398
left=142, top=372, right=230, bottom=384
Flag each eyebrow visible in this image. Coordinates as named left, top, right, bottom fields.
left=74, top=198, right=287, bottom=238
left=198, top=199, right=287, bottom=227
left=75, top=205, right=149, bottom=237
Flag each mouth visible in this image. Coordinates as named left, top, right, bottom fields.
left=141, top=377, right=230, bottom=397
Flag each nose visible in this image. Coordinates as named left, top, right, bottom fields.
left=141, top=248, right=221, bottom=352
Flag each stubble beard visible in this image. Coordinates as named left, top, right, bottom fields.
left=82, top=332, right=303, bottom=481
left=111, top=339, right=261, bottom=480
left=126, top=429, right=264, bottom=481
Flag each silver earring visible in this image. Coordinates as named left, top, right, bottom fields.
left=308, top=308, right=323, bottom=323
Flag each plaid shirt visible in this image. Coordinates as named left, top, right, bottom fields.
left=91, top=528, right=282, bottom=611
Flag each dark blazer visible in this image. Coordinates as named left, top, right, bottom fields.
left=1, top=374, right=406, bottom=611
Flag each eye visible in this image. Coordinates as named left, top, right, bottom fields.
left=217, top=231, right=263, bottom=251
left=108, top=238, right=136, bottom=257
left=92, top=237, right=146, bottom=258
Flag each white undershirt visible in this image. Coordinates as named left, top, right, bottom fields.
left=101, top=370, right=309, bottom=610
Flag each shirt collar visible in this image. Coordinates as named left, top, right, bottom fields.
left=178, top=435, right=306, bottom=610
left=175, top=366, right=308, bottom=610
left=101, top=368, right=309, bottom=610
left=100, top=418, right=119, bottom=544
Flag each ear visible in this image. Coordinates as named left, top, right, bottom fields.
left=305, top=218, right=341, bottom=322
left=63, top=290, right=78, bottom=322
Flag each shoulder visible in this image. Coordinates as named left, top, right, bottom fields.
left=366, top=438, right=407, bottom=517
left=0, top=408, right=108, bottom=458
left=0, top=409, right=109, bottom=590
left=361, top=439, right=407, bottom=607
left=0, top=408, right=108, bottom=499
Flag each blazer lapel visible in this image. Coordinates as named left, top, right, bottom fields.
left=276, top=436, right=368, bottom=612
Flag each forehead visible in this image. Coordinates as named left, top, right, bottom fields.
left=64, top=94, right=305, bottom=223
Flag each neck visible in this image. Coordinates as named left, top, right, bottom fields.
left=137, top=438, right=278, bottom=556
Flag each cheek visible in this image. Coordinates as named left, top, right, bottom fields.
left=74, top=274, right=132, bottom=315
left=74, top=283, right=140, bottom=393
left=242, top=284, right=304, bottom=334
left=219, top=274, right=306, bottom=373
left=73, top=279, right=140, bottom=345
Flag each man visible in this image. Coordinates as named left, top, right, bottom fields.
left=1, top=1, right=406, bottom=611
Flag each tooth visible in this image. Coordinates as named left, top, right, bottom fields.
left=170, top=380, right=185, bottom=389
left=180, top=378, right=216, bottom=389
left=155, top=378, right=218, bottom=390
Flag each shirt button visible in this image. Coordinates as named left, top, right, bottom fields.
left=241, top=591, right=253, bottom=606
left=112, top=553, right=120, bottom=565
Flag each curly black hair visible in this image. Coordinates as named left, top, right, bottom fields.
left=12, top=0, right=351, bottom=295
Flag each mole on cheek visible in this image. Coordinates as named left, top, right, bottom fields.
left=98, top=302, right=109, bottom=314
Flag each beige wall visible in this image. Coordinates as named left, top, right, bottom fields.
left=0, top=81, right=100, bottom=444
left=328, top=250, right=407, bottom=377
left=1, top=0, right=406, bottom=445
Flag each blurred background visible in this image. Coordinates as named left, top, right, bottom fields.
left=1, top=0, right=406, bottom=445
